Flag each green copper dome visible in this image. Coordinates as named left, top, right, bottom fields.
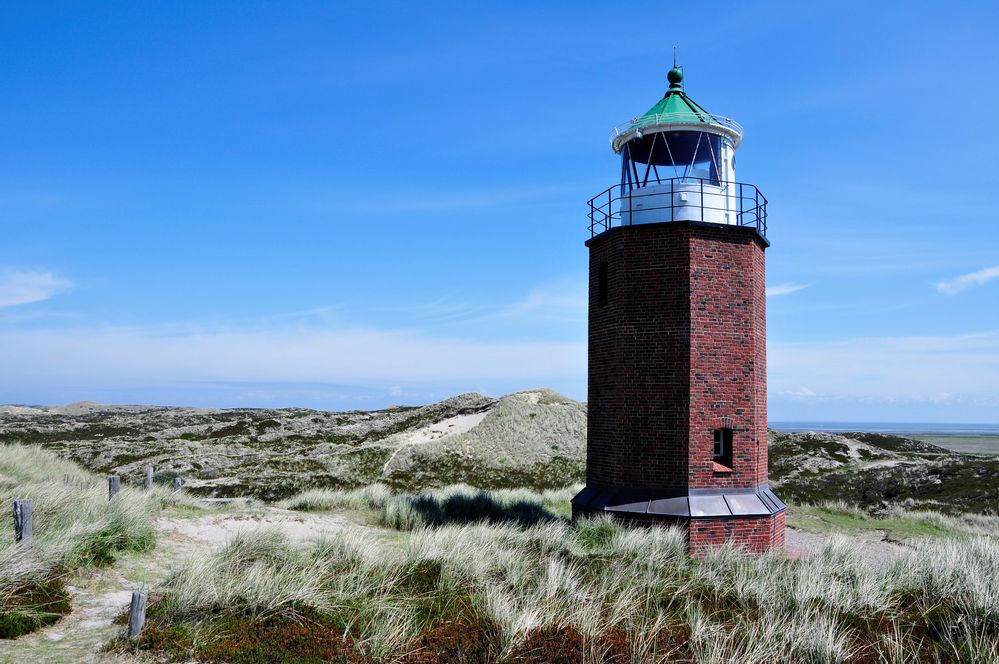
left=610, top=69, right=743, bottom=153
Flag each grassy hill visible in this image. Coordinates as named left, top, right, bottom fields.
left=770, top=430, right=999, bottom=514
left=2, top=392, right=997, bottom=514
left=0, top=390, right=584, bottom=500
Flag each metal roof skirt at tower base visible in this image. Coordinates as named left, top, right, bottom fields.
left=610, top=67, right=743, bottom=153
left=571, top=486, right=786, bottom=519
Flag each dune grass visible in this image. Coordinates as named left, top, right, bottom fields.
left=0, top=443, right=192, bottom=638
left=281, top=484, right=996, bottom=542
left=276, top=484, right=395, bottom=513
left=278, top=483, right=579, bottom=529
left=787, top=500, right=999, bottom=541
left=125, top=486, right=999, bottom=663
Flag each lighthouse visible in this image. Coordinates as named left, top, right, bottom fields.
left=571, top=66, right=786, bottom=553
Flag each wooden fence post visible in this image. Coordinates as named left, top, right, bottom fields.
left=127, top=590, right=148, bottom=639
left=108, top=475, right=121, bottom=501
left=13, top=499, right=32, bottom=546
left=144, top=467, right=154, bottom=491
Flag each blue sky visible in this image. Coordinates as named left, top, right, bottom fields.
left=1, top=2, right=997, bottom=422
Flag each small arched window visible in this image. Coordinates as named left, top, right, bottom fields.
left=713, top=428, right=733, bottom=470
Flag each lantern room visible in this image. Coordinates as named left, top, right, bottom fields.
left=588, top=67, right=766, bottom=235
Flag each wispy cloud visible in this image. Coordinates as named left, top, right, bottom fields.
left=769, top=330, right=999, bottom=406
left=936, top=266, right=999, bottom=295
left=1, top=308, right=996, bottom=419
left=779, top=386, right=821, bottom=399
left=0, top=322, right=585, bottom=398
left=766, top=283, right=810, bottom=298
left=498, top=278, right=587, bottom=321
left=0, top=270, right=73, bottom=308
left=368, top=278, right=588, bottom=328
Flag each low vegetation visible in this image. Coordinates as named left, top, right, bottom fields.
left=911, top=434, right=999, bottom=456
left=3, top=396, right=999, bottom=661
left=3, top=393, right=997, bottom=514
left=0, top=444, right=188, bottom=639
left=769, top=430, right=999, bottom=514
left=2, top=441, right=998, bottom=661
left=0, top=390, right=586, bottom=499
left=788, top=501, right=999, bottom=541
left=116, top=499, right=999, bottom=663
left=277, top=483, right=577, bottom=528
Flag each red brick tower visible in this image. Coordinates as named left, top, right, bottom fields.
left=571, top=66, right=785, bottom=553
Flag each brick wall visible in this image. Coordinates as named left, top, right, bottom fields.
left=586, top=223, right=692, bottom=490
left=586, top=222, right=768, bottom=492
left=688, top=512, right=785, bottom=554
left=687, top=227, right=768, bottom=489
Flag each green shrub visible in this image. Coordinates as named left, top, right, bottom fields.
left=0, top=579, right=71, bottom=639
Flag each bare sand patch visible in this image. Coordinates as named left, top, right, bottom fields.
left=382, top=409, right=492, bottom=471
left=785, top=527, right=904, bottom=565
left=157, top=508, right=358, bottom=554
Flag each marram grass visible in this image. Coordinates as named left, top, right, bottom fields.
left=128, top=487, right=999, bottom=663
left=278, top=482, right=579, bottom=529
left=0, top=443, right=189, bottom=638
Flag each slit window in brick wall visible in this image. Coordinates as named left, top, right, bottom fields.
left=713, top=427, right=733, bottom=469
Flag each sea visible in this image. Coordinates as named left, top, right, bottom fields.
left=769, top=422, right=999, bottom=436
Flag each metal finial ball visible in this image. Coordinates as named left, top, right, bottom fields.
left=667, top=67, right=683, bottom=85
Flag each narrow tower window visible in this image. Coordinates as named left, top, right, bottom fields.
left=713, top=428, right=733, bottom=470
left=597, top=261, right=608, bottom=307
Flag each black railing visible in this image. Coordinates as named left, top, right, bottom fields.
left=587, top=177, right=768, bottom=239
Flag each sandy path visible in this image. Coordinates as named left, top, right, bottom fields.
left=0, top=507, right=357, bottom=664
left=156, top=508, right=357, bottom=556
left=784, top=526, right=905, bottom=565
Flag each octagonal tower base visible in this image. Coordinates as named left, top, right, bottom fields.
left=580, top=220, right=786, bottom=555
left=571, top=488, right=786, bottom=554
